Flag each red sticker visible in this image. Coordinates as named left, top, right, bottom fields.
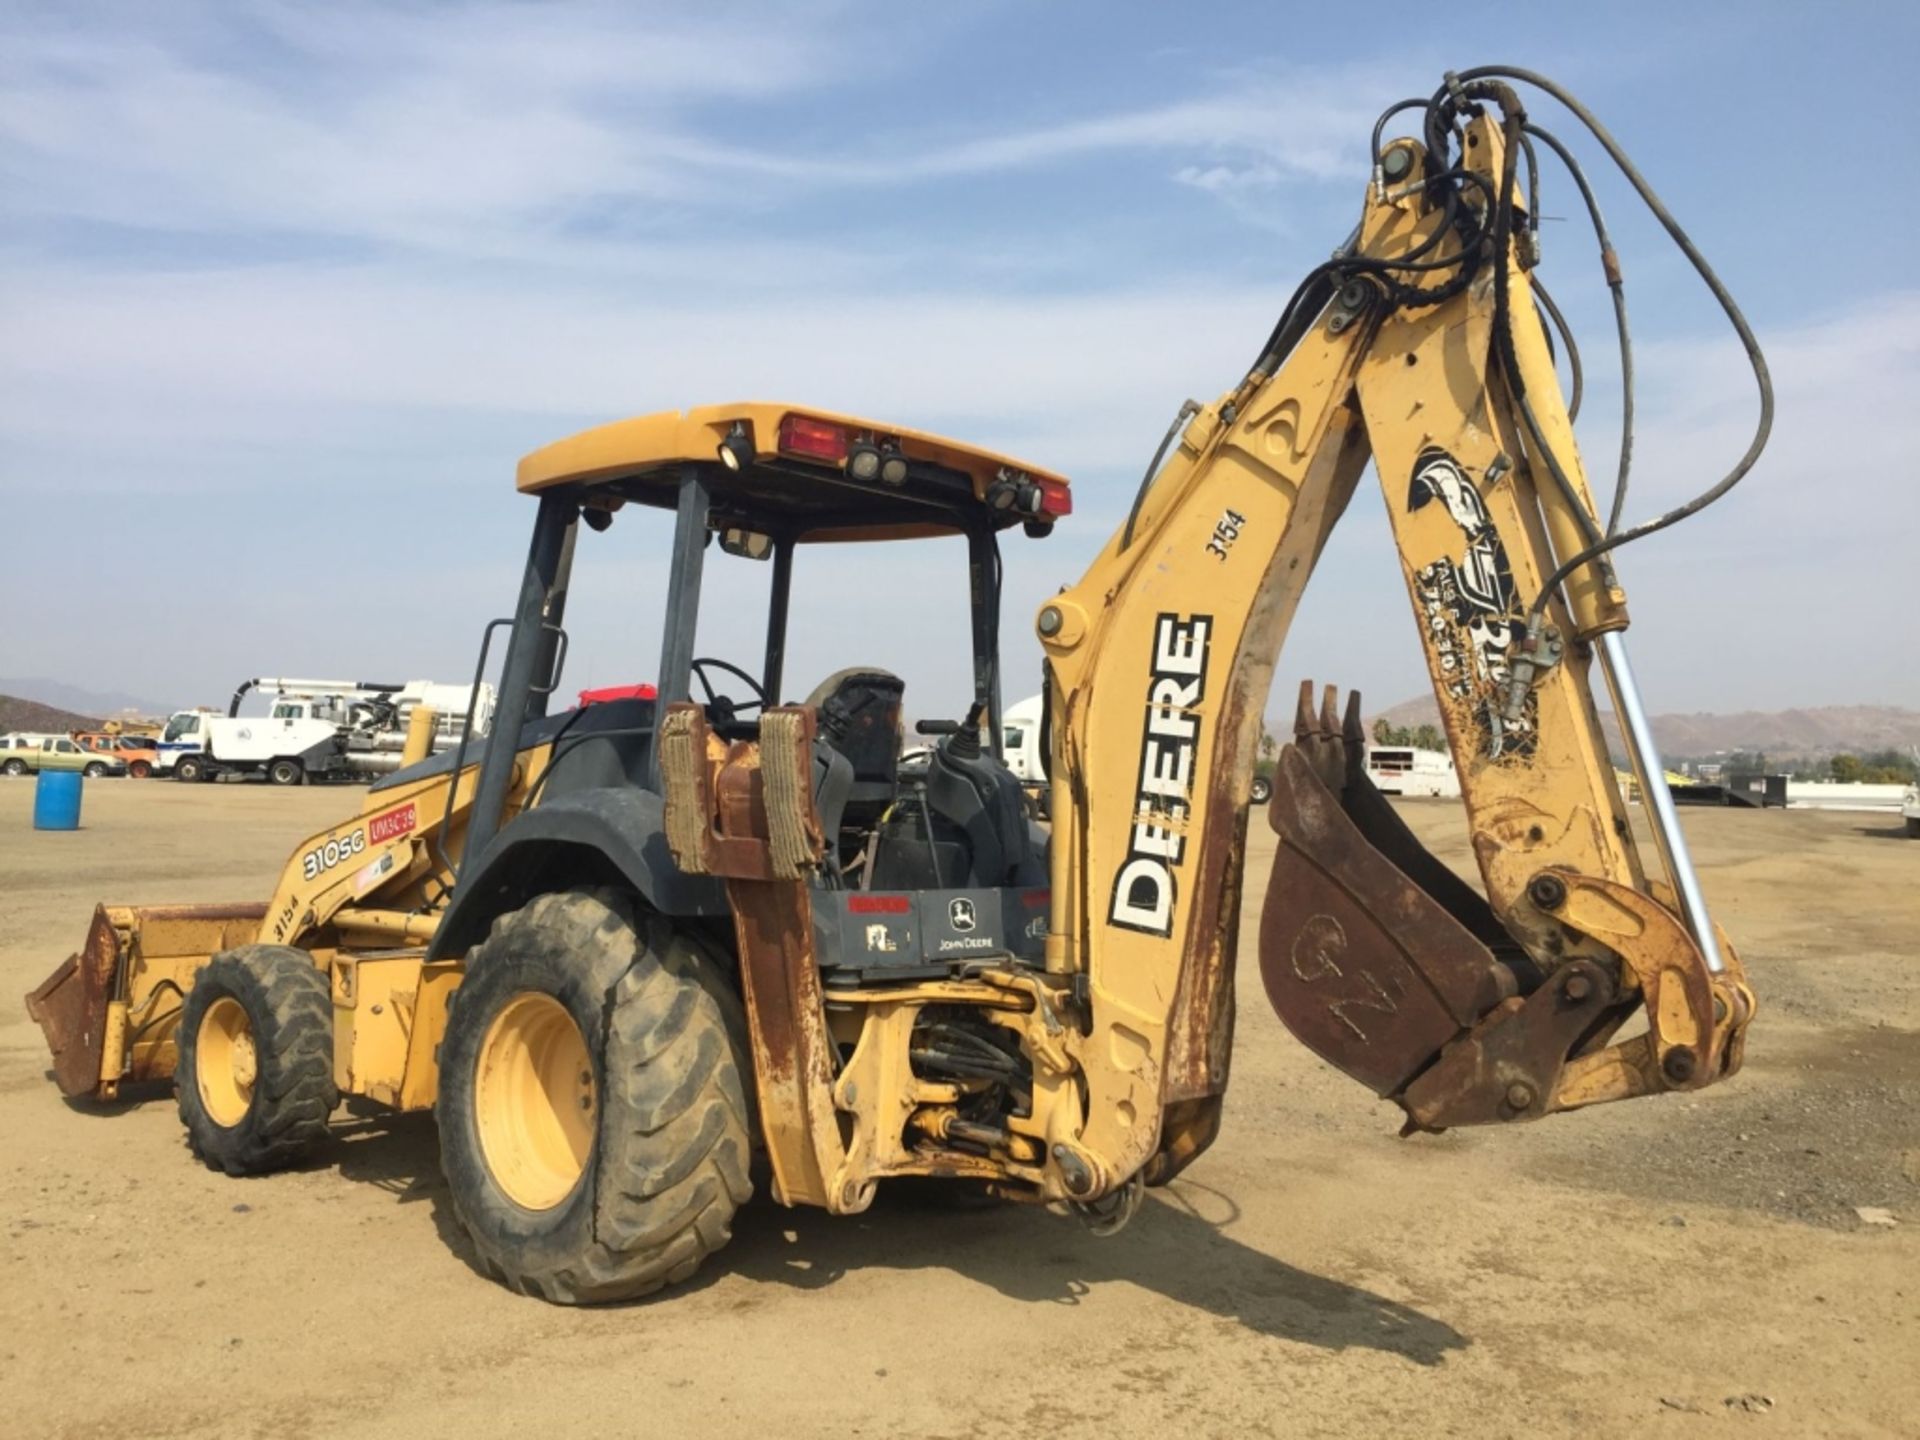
left=368, top=803, right=417, bottom=845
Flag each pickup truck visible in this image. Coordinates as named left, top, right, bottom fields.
left=0, top=733, right=128, bottom=778
left=73, top=731, right=159, bottom=778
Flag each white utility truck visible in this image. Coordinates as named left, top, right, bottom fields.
left=155, top=678, right=495, bottom=785
left=1364, top=744, right=1463, bottom=798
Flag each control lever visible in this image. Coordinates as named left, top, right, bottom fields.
left=916, top=703, right=986, bottom=740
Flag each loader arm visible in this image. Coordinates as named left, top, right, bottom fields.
left=1043, top=101, right=1754, bottom=1195
left=25, top=726, right=512, bottom=1100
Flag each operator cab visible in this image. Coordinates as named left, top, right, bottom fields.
left=483, top=403, right=1070, bottom=984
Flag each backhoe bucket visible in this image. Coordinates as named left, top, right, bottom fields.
left=25, top=903, right=266, bottom=1100
left=1259, top=684, right=1574, bottom=1114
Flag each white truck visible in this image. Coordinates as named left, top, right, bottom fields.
left=1364, top=744, right=1462, bottom=798
left=999, top=694, right=1047, bottom=787
left=156, top=678, right=495, bottom=785
left=996, top=694, right=1284, bottom=808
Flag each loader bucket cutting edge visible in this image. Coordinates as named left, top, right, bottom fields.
left=24, top=902, right=268, bottom=1100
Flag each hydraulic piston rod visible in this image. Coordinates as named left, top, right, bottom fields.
left=1596, top=631, right=1725, bottom=974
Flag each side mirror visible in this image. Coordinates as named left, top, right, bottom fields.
left=719, top=528, right=775, bottom=561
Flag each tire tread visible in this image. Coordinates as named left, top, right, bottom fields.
left=176, top=945, right=338, bottom=1175
left=440, top=891, right=753, bottom=1304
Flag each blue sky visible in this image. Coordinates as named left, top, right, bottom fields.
left=2, top=1, right=1914, bottom=720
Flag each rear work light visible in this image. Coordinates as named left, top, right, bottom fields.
left=777, top=413, right=850, bottom=463
left=1034, top=476, right=1072, bottom=519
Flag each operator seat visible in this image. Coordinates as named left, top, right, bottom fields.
left=806, top=668, right=906, bottom=856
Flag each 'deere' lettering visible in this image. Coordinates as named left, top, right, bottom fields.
left=1109, top=613, right=1212, bottom=936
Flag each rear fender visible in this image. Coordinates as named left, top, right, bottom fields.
left=426, top=787, right=727, bottom=961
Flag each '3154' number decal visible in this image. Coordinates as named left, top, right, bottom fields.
left=1205, top=508, right=1246, bottom=561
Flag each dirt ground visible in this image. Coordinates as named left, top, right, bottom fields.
left=1, top=780, right=1915, bottom=1439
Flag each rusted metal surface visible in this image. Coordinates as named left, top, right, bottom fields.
left=1146, top=683, right=1252, bottom=1182
left=1255, top=680, right=1761, bottom=1131
left=25, top=905, right=121, bottom=1098
left=1260, top=683, right=1516, bottom=1098
left=1401, top=958, right=1617, bottom=1128
left=1161, top=711, right=1247, bottom=1105
left=1550, top=875, right=1756, bottom=1113
left=659, top=702, right=824, bottom=883
left=663, top=702, right=849, bottom=1206
left=25, top=902, right=268, bottom=1099
left=1558, top=873, right=1712, bottom=1072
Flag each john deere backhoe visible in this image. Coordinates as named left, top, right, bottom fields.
left=27, top=69, right=1768, bottom=1302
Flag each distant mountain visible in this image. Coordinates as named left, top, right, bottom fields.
left=1368, top=695, right=1920, bottom=761
left=0, top=694, right=102, bottom=734
left=0, top=677, right=174, bottom=720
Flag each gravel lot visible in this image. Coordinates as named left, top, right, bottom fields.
left=2, top=780, right=1914, bottom=1438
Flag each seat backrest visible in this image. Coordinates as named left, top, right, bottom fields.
left=804, top=668, right=905, bottom=832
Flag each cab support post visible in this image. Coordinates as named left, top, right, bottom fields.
left=462, top=491, right=577, bottom=870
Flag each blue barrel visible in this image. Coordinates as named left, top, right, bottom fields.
left=33, top=769, right=83, bottom=831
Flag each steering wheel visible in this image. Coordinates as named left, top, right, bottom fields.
left=689, top=657, right=769, bottom=728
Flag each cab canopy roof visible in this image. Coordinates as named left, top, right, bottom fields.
left=516, top=402, right=1071, bottom=543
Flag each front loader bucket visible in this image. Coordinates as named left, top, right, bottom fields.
left=25, top=903, right=267, bottom=1100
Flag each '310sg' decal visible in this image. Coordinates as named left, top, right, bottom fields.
left=302, top=829, right=367, bottom=881
left=299, top=803, right=415, bottom=883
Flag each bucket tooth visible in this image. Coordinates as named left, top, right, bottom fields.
left=1292, top=679, right=1318, bottom=740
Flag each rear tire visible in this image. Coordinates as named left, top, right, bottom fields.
left=1907, top=816, right=1920, bottom=839
left=1249, top=774, right=1273, bottom=806
left=268, top=758, right=304, bottom=787
left=174, top=755, right=209, bottom=783
left=175, top=946, right=338, bottom=1175
left=436, top=890, right=753, bottom=1304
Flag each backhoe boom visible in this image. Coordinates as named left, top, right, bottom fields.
left=1042, top=103, right=1752, bottom=1190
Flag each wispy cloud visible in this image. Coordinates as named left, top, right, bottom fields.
left=0, top=4, right=1391, bottom=260
left=0, top=4, right=1906, bottom=713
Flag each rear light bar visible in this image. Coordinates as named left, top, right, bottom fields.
left=777, top=413, right=849, bottom=463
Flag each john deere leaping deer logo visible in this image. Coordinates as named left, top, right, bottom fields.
left=1407, top=448, right=1536, bottom=760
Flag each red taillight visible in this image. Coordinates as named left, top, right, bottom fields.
left=1034, top=476, right=1072, bottom=518
left=777, top=413, right=849, bottom=463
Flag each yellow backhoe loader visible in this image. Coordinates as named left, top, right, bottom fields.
left=27, top=69, right=1768, bottom=1303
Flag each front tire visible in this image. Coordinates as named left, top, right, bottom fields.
left=268, top=758, right=304, bottom=787
left=130, top=760, right=152, bottom=778
left=436, top=890, right=753, bottom=1304
left=84, top=761, right=109, bottom=778
left=175, top=946, right=338, bottom=1175
left=1250, top=774, right=1273, bottom=806
left=175, top=755, right=209, bottom=783
left=2, top=758, right=25, bottom=777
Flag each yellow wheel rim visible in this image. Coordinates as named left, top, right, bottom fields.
left=196, top=996, right=258, bottom=1128
left=475, top=993, right=596, bottom=1211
